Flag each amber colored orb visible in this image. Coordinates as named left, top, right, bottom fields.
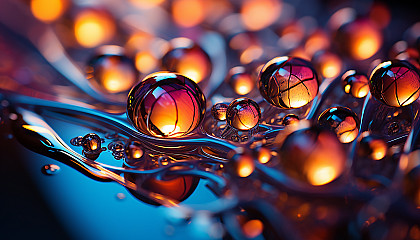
left=317, top=107, right=360, bottom=143
left=127, top=72, right=206, bottom=138
left=227, top=66, right=255, bottom=95
left=226, top=98, right=261, bottom=131
left=369, top=60, right=420, bottom=107
left=211, top=103, right=229, bottom=121
left=341, top=70, right=369, bottom=98
left=258, top=56, right=319, bottom=109
left=279, top=127, right=347, bottom=186
left=161, top=38, right=212, bottom=84
left=357, top=132, right=387, bottom=160
left=86, top=46, right=138, bottom=94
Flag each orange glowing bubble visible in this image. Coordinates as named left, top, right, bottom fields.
left=135, top=51, right=158, bottom=74
left=172, top=0, right=205, bottom=27
left=86, top=46, right=138, bottom=94
left=127, top=72, right=206, bottom=138
left=358, top=132, right=387, bottom=160
left=211, top=103, right=228, bottom=121
left=227, top=66, right=255, bottom=95
left=317, top=107, right=360, bottom=144
left=31, top=0, right=67, bottom=22
left=125, top=32, right=154, bottom=53
left=240, top=0, right=281, bottom=31
left=228, top=148, right=255, bottom=178
left=240, top=45, right=263, bottom=65
left=279, top=127, right=347, bottom=186
left=242, top=219, right=264, bottom=238
left=341, top=70, right=369, bottom=98
left=258, top=147, right=271, bottom=164
left=313, top=51, right=342, bottom=79
left=226, top=98, right=261, bottom=131
left=343, top=20, right=382, bottom=60
left=161, top=38, right=212, bottom=84
left=74, top=9, right=115, bottom=48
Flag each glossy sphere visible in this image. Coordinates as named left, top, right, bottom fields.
left=341, top=70, right=369, bottom=98
left=227, top=66, right=255, bottom=95
left=127, top=72, right=206, bottom=138
left=279, top=127, right=347, bottom=186
left=357, top=132, right=387, bottom=160
left=161, top=38, right=212, bottom=84
left=86, top=46, right=137, bottom=93
left=258, top=56, right=319, bottom=109
left=211, top=103, right=228, bottom=121
left=317, top=107, right=359, bottom=143
left=226, top=98, right=261, bottom=131
left=369, top=60, right=420, bottom=107
left=81, top=133, right=102, bottom=152
left=124, top=141, right=144, bottom=160
left=227, top=148, right=255, bottom=178
left=282, top=114, right=299, bottom=126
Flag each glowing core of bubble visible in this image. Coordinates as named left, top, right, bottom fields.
left=226, top=98, right=261, bottom=131
left=127, top=72, right=206, bottom=138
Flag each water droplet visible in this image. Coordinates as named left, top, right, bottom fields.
left=161, top=38, right=212, bottom=84
left=116, top=192, right=126, bottom=200
left=282, top=114, right=299, bottom=126
left=226, top=98, right=261, bottom=131
left=70, top=136, right=83, bottom=146
left=227, top=66, right=255, bottom=95
left=211, top=103, right=228, bottom=121
left=258, top=56, right=319, bottom=109
left=369, top=60, right=420, bottom=107
left=341, top=70, right=369, bottom=98
left=127, top=72, right=206, bottom=138
left=86, top=45, right=138, bottom=94
left=227, top=148, right=255, bottom=178
left=317, top=106, right=359, bottom=143
left=79, top=133, right=104, bottom=160
left=8, top=113, right=18, bottom=120
left=41, top=164, right=60, bottom=175
left=357, top=132, right=387, bottom=160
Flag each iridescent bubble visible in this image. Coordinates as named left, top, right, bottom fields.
left=41, top=164, right=60, bottom=175
left=258, top=56, right=319, bottom=109
left=226, top=66, right=255, bottom=95
left=86, top=45, right=138, bottom=94
left=357, top=132, right=387, bottom=160
left=279, top=127, right=347, bottom=186
left=211, top=103, right=228, bottom=121
left=369, top=60, right=420, bottom=107
left=127, top=72, right=206, bottom=138
left=341, top=70, right=369, bottom=98
left=226, top=98, right=261, bottom=131
left=317, top=107, right=359, bottom=143
left=161, top=38, right=212, bottom=84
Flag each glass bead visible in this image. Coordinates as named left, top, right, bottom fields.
left=279, top=127, right=347, bottom=186
left=357, top=132, right=387, bottom=160
left=127, top=72, right=206, bottom=138
left=258, top=56, right=319, bottom=109
left=317, top=106, right=360, bottom=143
left=86, top=45, right=138, bottom=93
left=341, top=70, right=369, bottom=98
left=369, top=60, right=420, bottom=107
left=226, top=98, right=261, bottom=131
left=226, top=66, right=255, bottom=95
left=282, top=114, right=299, bottom=126
left=227, top=147, right=255, bottom=178
left=211, top=103, right=228, bottom=121
left=161, top=38, right=212, bottom=84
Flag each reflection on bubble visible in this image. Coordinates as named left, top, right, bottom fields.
left=317, top=107, right=359, bottom=143
left=226, top=98, right=261, bottom=131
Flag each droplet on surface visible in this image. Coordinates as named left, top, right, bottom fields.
left=80, top=133, right=104, bottom=160
left=211, top=103, right=228, bottom=121
left=42, top=164, right=60, bottom=175
left=116, top=192, right=126, bottom=200
left=369, top=60, right=420, bottom=107
left=227, top=66, right=255, bottom=95
left=317, top=106, right=359, bottom=143
left=258, top=56, right=319, bottom=109
left=161, top=38, right=212, bottom=84
left=357, top=132, right=387, bottom=160
left=282, top=114, right=299, bottom=126
left=341, top=70, right=369, bottom=98
left=86, top=45, right=138, bottom=94
left=127, top=72, right=206, bottom=138
left=279, top=127, right=347, bottom=186
left=226, top=98, right=261, bottom=131
left=227, top=147, right=255, bottom=178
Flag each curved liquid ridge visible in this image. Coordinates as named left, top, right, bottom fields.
left=1, top=1, right=420, bottom=239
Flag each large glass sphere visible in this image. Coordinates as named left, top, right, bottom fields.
left=369, top=60, right=420, bottom=107
left=258, top=56, right=319, bottom=109
left=279, top=127, right=347, bottom=186
left=127, top=72, right=206, bottom=138
left=226, top=98, right=261, bottom=131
